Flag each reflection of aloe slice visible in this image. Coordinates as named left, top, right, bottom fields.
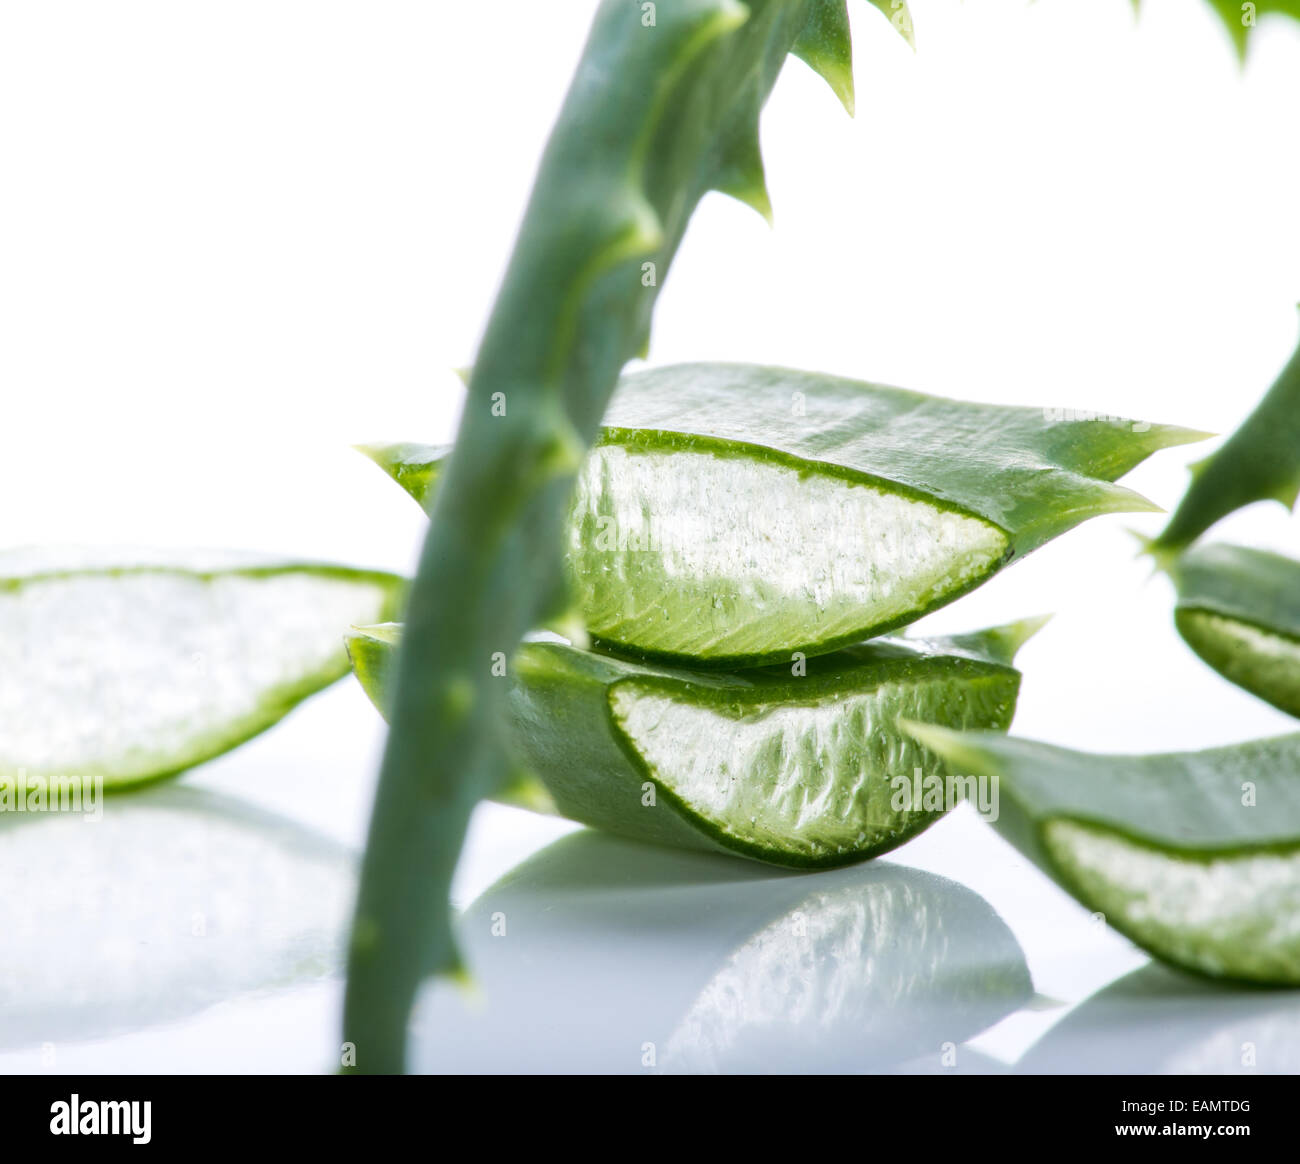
left=0, top=786, right=353, bottom=1049
left=411, top=832, right=1030, bottom=1074
left=660, top=869, right=1031, bottom=1073
left=1019, top=962, right=1300, bottom=1075
left=363, top=366, right=1198, bottom=666
left=0, top=559, right=403, bottom=792
left=349, top=619, right=1041, bottom=868
left=1172, top=543, right=1300, bottom=719
left=909, top=725, right=1300, bottom=984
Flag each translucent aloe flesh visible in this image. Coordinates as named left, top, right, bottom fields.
left=346, top=0, right=915, bottom=1071
left=348, top=619, right=1038, bottom=868
left=1154, top=330, right=1300, bottom=554
left=0, top=562, right=403, bottom=793
left=909, top=726, right=1300, bottom=984
left=1173, top=544, right=1300, bottom=719
left=365, top=364, right=1201, bottom=666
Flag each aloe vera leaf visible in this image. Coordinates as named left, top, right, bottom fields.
left=1172, top=543, right=1300, bottom=719
left=345, top=1, right=909, bottom=1072
left=906, top=725, right=1300, bottom=985
left=1203, top=0, right=1300, bottom=59
left=364, top=365, right=1202, bottom=666
left=347, top=618, right=1040, bottom=868
left=1153, top=331, right=1300, bottom=554
left=413, top=833, right=1028, bottom=1073
left=0, top=561, right=403, bottom=793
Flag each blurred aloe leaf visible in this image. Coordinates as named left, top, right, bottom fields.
left=1172, top=543, right=1300, bottom=719
left=907, top=724, right=1300, bottom=985
left=347, top=617, right=1042, bottom=867
left=1202, top=0, right=1300, bottom=59
left=1153, top=329, right=1300, bottom=554
left=364, top=365, right=1202, bottom=667
left=0, top=557, right=403, bottom=793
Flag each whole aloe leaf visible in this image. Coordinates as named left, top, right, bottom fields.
left=0, top=559, right=403, bottom=795
left=907, top=725, right=1300, bottom=985
left=364, top=365, right=1202, bottom=666
left=348, top=618, right=1041, bottom=868
left=1172, top=543, right=1300, bottom=719
left=345, top=0, right=911, bottom=1072
left=1153, top=330, right=1300, bottom=554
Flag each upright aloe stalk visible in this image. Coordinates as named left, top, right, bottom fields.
left=343, top=0, right=911, bottom=1073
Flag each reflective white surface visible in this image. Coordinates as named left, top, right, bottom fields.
left=1, top=680, right=1296, bottom=1075
left=2, top=0, right=1299, bottom=1073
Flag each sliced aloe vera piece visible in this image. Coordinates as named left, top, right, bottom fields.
left=348, top=618, right=1040, bottom=868
left=907, top=726, right=1300, bottom=984
left=365, top=365, right=1201, bottom=666
left=1172, top=543, right=1300, bottom=719
left=0, top=559, right=403, bottom=793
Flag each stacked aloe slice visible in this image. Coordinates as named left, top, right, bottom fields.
left=353, top=363, right=1200, bottom=869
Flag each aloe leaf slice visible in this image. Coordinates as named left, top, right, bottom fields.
left=0, top=559, right=403, bottom=793
left=348, top=617, right=1041, bottom=868
left=365, top=365, right=1201, bottom=666
left=906, top=725, right=1300, bottom=985
left=1154, top=328, right=1300, bottom=554
left=1172, top=543, right=1300, bottom=719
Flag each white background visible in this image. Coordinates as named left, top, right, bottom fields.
left=2, top=0, right=1299, bottom=1073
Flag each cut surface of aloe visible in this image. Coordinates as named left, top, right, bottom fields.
left=908, top=725, right=1300, bottom=984
left=348, top=618, right=1042, bottom=868
left=0, top=560, right=403, bottom=792
left=1172, top=543, right=1300, bottom=719
left=365, top=363, right=1201, bottom=666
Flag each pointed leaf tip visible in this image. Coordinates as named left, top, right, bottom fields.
left=867, top=0, right=916, bottom=50
left=898, top=720, right=998, bottom=777
left=713, top=122, right=774, bottom=225
left=996, top=612, right=1055, bottom=662
left=793, top=0, right=856, bottom=116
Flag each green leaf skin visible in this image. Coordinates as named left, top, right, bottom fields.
left=1173, top=543, right=1300, bottom=719
left=906, top=725, right=1300, bottom=985
left=346, top=1, right=910, bottom=1072
left=347, top=619, right=1040, bottom=869
left=364, top=364, right=1202, bottom=667
left=1203, top=0, right=1300, bottom=60
left=1153, top=330, right=1300, bottom=555
left=0, top=561, right=404, bottom=795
